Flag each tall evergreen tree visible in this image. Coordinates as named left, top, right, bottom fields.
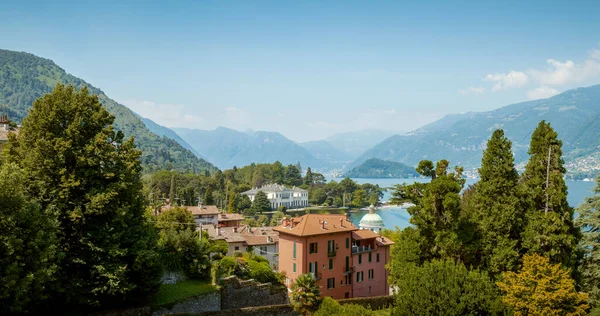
left=251, top=190, right=271, bottom=213
left=474, top=129, right=524, bottom=275
left=520, top=121, right=579, bottom=269
left=575, top=175, right=600, bottom=311
left=169, top=174, right=176, bottom=204
left=4, top=84, right=161, bottom=309
left=204, top=187, right=214, bottom=205
left=304, top=167, right=314, bottom=186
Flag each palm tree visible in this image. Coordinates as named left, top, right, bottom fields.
left=290, top=273, right=322, bottom=315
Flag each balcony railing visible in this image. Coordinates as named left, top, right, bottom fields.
left=310, top=272, right=322, bottom=280
left=328, top=250, right=337, bottom=257
left=344, top=266, right=355, bottom=275
left=352, top=245, right=375, bottom=254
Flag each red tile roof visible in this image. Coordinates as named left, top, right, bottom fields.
left=274, top=214, right=357, bottom=237
left=218, top=213, right=245, bottom=221
left=352, top=229, right=380, bottom=240
left=188, top=205, right=220, bottom=215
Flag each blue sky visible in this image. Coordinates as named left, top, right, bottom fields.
left=1, top=0, right=599, bottom=142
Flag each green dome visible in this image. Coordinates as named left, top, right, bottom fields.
left=359, top=212, right=384, bottom=229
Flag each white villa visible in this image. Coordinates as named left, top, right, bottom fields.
left=241, top=184, right=309, bottom=209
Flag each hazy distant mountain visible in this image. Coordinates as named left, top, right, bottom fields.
left=300, top=140, right=352, bottom=165
left=354, top=85, right=600, bottom=171
left=325, top=129, right=398, bottom=159
left=174, top=127, right=324, bottom=170
left=140, top=117, right=202, bottom=157
left=345, top=158, right=419, bottom=178
left=0, top=49, right=217, bottom=174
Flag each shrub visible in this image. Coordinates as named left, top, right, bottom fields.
left=315, top=297, right=374, bottom=316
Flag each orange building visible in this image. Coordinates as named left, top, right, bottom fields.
left=274, top=214, right=393, bottom=299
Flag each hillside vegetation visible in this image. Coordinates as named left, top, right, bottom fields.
left=345, top=158, right=418, bottom=178
left=0, top=49, right=217, bottom=174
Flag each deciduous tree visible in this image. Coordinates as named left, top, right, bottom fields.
left=496, top=253, right=589, bottom=315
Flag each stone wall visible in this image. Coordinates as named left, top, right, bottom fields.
left=338, top=295, right=395, bottom=310
left=152, top=292, right=220, bottom=316
left=160, top=271, right=186, bottom=285
left=219, top=276, right=289, bottom=310
left=201, top=304, right=298, bottom=316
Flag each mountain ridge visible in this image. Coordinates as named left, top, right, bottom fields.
left=353, top=84, right=600, bottom=173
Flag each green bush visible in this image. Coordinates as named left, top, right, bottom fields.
left=247, top=260, right=280, bottom=284
left=315, top=297, right=375, bottom=316
left=393, top=259, right=504, bottom=315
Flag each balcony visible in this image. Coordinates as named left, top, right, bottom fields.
left=344, top=266, right=355, bottom=275
left=328, top=250, right=337, bottom=258
left=352, top=245, right=375, bottom=254
left=310, top=272, right=322, bottom=281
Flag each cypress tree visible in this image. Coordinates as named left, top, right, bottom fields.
left=204, top=187, right=214, bottom=205
left=520, top=121, right=579, bottom=269
left=4, top=84, right=161, bottom=309
left=474, top=129, right=524, bottom=275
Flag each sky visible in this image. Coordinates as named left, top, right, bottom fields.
left=1, top=0, right=600, bottom=142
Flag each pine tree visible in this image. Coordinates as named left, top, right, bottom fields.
left=575, top=174, right=600, bottom=311
left=520, top=121, right=579, bottom=269
left=169, top=174, right=176, bottom=204
left=474, top=129, right=524, bottom=275
left=4, top=84, right=161, bottom=309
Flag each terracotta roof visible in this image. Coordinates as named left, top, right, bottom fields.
left=218, top=213, right=245, bottom=221
left=239, top=226, right=279, bottom=245
left=203, top=225, right=246, bottom=243
left=352, top=229, right=380, bottom=240
left=274, top=214, right=357, bottom=237
left=375, top=236, right=395, bottom=246
left=187, top=205, right=220, bottom=215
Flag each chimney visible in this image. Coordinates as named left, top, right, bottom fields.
left=322, top=221, right=326, bottom=230
left=234, top=227, right=238, bottom=233
left=217, top=227, right=221, bottom=236
left=340, top=218, right=343, bottom=227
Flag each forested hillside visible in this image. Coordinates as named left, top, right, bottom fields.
left=0, top=49, right=217, bottom=173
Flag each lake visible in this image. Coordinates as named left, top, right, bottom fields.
left=342, top=178, right=597, bottom=230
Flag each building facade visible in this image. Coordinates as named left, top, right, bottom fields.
left=275, top=214, right=392, bottom=299
left=242, top=184, right=309, bottom=209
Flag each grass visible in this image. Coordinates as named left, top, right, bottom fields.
left=152, top=280, right=217, bottom=309
left=372, top=308, right=392, bottom=316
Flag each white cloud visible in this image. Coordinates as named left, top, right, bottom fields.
left=484, top=71, right=529, bottom=91
left=526, top=86, right=559, bottom=100
left=458, top=86, right=486, bottom=95
left=528, top=51, right=600, bottom=85
left=120, top=99, right=204, bottom=128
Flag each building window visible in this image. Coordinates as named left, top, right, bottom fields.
left=327, top=277, right=335, bottom=289
left=376, top=253, right=380, bottom=262
left=309, top=242, right=318, bottom=254
left=309, top=261, right=318, bottom=276
left=369, top=269, right=374, bottom=280
left=369, top=252, right=372, bottom=262
left=345, top=274, right=352, bottom=285
left=358, top=254, right=362, bottom=264
left=293, top=263, right=296, bottom=273
left=328, top=240, right=335, bottom=253
left=346, top=237, right=349, bottom=248
left=356, top=271, right=364, bottom=283
left=260, top=246, right=267, bottom=255
left=329, top=259, right=334, bottom=270
left=293, top=242, right=296, bottom=259
left=345, top=256, right=349, bottom=271
left=235, top=246, right=239, bottom=251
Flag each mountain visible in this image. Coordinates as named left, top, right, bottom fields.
left=354, top=85, right=600, bottom=172
left=174, top=127, right=324, bottom=170
left=140, top=116, right=202, bottom=157
left=300, top=140, right=351, bottom=165
left=345, top=158, right=419, bottom=178
left=0, top=49, right=217, bottom=174
left=325, top=129, right=397, bottom=159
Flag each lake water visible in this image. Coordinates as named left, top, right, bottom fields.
left=342, top=178, right=597, bottom=230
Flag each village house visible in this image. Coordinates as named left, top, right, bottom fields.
left=274, top=213, right=393, bottom=299
left=0, top=114, right=17, bottom=152
left=218, top=213, right=245, bottom=228
left=203, top=224, right=280, bottom=269
left=242, top=184, right=309, bottom=209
